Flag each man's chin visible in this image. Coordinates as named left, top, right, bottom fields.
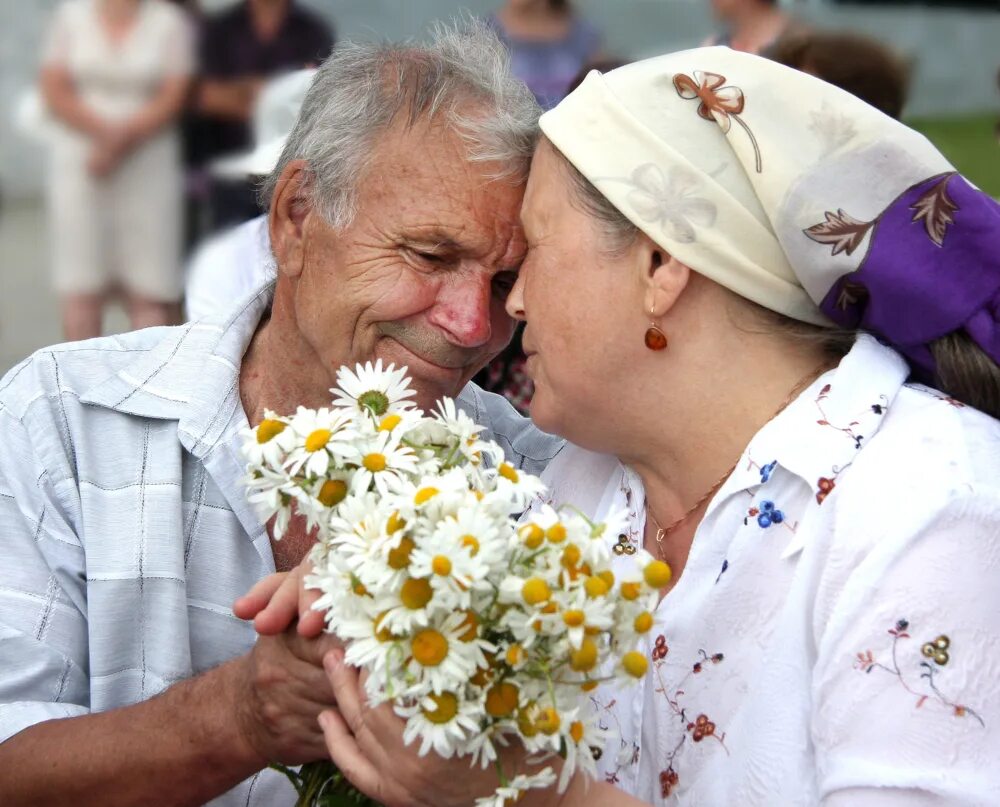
left=373, top=339, right=476, bottom=408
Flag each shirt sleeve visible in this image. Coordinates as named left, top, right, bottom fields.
left=0, top=371, right=90, bottom=744
left=161, top=6, right=196, bottom=78
left=812, top=491, right=1000, bottom=805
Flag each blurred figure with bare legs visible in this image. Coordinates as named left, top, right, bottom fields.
left=40, top=0, right=193, bottom=341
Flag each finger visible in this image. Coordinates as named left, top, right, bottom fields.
left=323, top=649, right=367, bottom=737
left=318, top=709, right=398, bottom=805
left=253, top=572, right=304, bottom=635
left=232, top=572, right=288, bottom=621
left=296, top=584, right=325, bottom=638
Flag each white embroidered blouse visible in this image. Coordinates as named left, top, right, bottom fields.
left=537, top=335, right=1000, bottom=806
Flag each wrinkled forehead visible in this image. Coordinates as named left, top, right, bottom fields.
left=360, top=117, right=528, bottom=259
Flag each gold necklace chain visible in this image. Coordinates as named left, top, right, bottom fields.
left=648, top=359, right=834, bottom=561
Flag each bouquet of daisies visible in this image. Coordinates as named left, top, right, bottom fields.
left=242, top=362, right=669, bottom=807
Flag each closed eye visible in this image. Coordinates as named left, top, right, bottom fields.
left=492, top=270, right=518, bottom=300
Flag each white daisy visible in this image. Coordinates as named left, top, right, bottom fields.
left=473, top=768, right=558, bottom=807
left=400, top=610, right=487, bottom=695
left=242, top=410, right=296, bottom=469
left=346, top=430, right=419, bottom=496
left=332, top=360, right=417, bottom=419
left=399, top=689, right=482, bottom=758
left=284, top=406, right=355, bottom=478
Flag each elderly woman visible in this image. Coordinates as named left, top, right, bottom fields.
left=252, top=47, right=1000, bottom=805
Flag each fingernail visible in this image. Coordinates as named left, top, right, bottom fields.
left=317, top=711, right=330, bottom=730
left=323, top=649, right=342, bottom=672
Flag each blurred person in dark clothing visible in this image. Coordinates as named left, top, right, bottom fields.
left=770, top=30, right=909, bottom=119
left=40, top=0, right=194, bottom=340
left=194, top=0, right=333, bottom=230
left=704, top=0, right=802, bottom=56
left=488, top=0, right=602, bottom=110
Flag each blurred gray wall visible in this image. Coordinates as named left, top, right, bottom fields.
left=2, top=0, right=998, bottom=199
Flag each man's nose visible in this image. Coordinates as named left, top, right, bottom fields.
left=428, top=272, right=495, bottom=348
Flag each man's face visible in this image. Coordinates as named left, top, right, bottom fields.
left=284, top=117, right=526, bottom=412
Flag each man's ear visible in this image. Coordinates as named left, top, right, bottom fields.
left=637, top=234, right=690, bottom=318
left=268, top=160, right=312, bottom=280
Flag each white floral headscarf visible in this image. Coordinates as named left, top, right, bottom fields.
left=540, top=46, right=1000, bottom=366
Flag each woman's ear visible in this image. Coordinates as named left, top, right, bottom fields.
left=268, top=160, right=312, bottom=280
left=638, top=234, right=690, bottom=317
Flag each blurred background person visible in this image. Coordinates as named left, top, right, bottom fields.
left=704, top=0, right=803, bottom=56
left=185, top=68, right=315, bottom=322
left=770, top=29, right=909, bottom=119
left=487, top=0, right=602, bottom=110
left=193, top=0, right=333, bottom=233
left=39, top=0, right=193, bottom=341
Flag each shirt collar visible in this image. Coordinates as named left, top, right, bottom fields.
left=79, top=281, right=275, bottom=457
left=708, top=334, right=910, bottom=531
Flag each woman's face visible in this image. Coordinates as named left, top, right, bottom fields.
left=507, top=142, right=645, bottom=444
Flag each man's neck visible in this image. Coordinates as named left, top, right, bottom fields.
left=239, top=299, right=338, bottom=426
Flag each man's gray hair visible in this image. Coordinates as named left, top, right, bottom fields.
left=261, top=18, right=541, bottom=227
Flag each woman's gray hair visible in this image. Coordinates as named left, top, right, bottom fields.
left=261, top=18, right=541, bottom=228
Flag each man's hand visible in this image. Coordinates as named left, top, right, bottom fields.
left=231, top=626, right=342, bottom=766
left=233, top=560, right=325, bottom=637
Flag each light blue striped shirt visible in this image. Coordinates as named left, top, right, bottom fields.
left=0, top=280, right=563, bottom=805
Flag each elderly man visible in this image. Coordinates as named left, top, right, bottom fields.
left=0, top=23, right=560, bottom=806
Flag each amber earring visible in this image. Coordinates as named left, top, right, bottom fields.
left=645, top=305, right=667, bottom=351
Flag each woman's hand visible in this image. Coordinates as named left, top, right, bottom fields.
left=319, top=649, right=547, bottom=807
left=232, top=560, right=326, bottom=637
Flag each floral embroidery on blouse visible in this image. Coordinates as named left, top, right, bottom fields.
left=673, top=71, right=763, bottom=173
left=591, top=693, right=641, bottom=785
left=651, top=641, right=730, bottom=798
left=854, top=618, right=986, bottom=727
left=812, top=385, right=889, bottom=504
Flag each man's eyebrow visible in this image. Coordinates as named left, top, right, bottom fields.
left=399, top=229, right=465, bottom=252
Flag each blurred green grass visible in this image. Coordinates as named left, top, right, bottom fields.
left=907, top=113, right=1000, bottom=197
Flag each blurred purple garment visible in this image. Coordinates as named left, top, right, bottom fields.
left=813, top=172, right=1000, bottom=380
left=487, top=13, right=600, bottom=110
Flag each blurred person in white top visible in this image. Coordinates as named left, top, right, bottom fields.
left=40, top=0, right=194, bottom=340
left=184, top=69, right=315, bottom=322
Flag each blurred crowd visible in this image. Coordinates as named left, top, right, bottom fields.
left=27, top=0, right=921, bottom=412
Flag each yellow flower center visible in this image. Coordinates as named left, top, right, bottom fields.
left=622, top=651, right=649, bottom=678
left=304, top=429, right=332, bottom=452
left=378, top=414, right=402, bottom=432
left=414, top=487, right=439, bottom=505
left=561, top=545, right=581, bottom=568
left=620, top=582, right=642, bottom=601
left=519, top=524, right=545, bottom=550
left=643, top=560, right=673, bottom=589
left=432, top=555, right=452, bottom=576
left=546, top=523, right=567, bottom=544
left=535, top=707, right=561, bottom=735
left=388, top=537, right=415, bottom=570
left=461, top=535, right=480, bottom=556
left=363, top=453, right=387, bottom=472
left=458, top=610, right=479, bottom=642
left=400, top=577, right=433, bottom=609
left=517, top=704, right=539, bottom=738
left=485, top=682, right=519, bottom=718
left=634, top=612, right=654, bottom=634
left=386, top=512, right=406, bottom=534
left=597, top=570, right=615, bottom=589
left=352, top=581, right=369, bottom=596
left=317, top=479, right=347, bottom=507
left=498, top=462, right=519, bottom=483
left=256, top=419, right=286, bottom=444
left=422, top=691, right=459, bottom=725
left=580, top=680, right=599, bottom=692
left=570, top=638, right=598, bottom=672
left=374, top=612, right=396, bottom=642
left=470, top=665, right=493, bottom=688
left=505, top=644, right=525, bottom=666
left=521, top=578, right=551, bottom=606
left=562, top=609, right=586, bottom=628
left=411, top=628, right=448, bottom=666
left=570, top=721, right=585, bottom=744
left=584, top=576, right=609, bottom=598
